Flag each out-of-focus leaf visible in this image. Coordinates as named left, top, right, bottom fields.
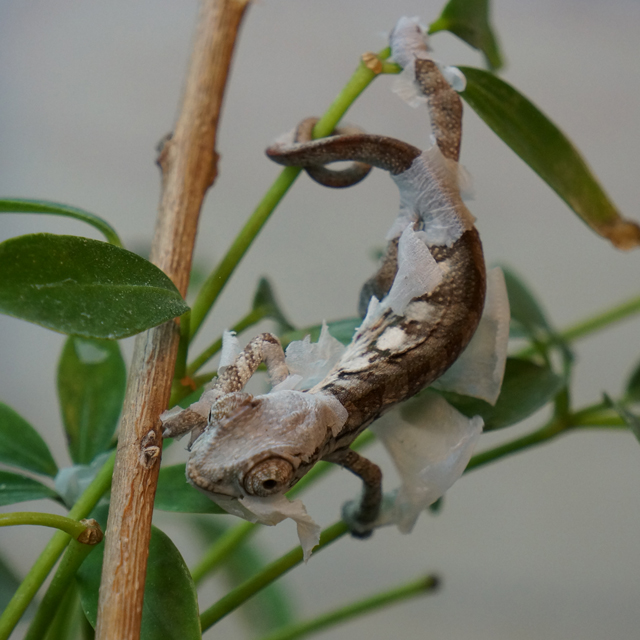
left=253, top=278, right=295, bottom=332
left=0, top=403, right=58, bottom=476
left=155, top=464, right=225, bottom=514
left=430, top=0, right=503, bottom=70
left=57, top=336, right=126, bottom=465
left=460, top=67, right=640, bottom=249
left=194, top=518, right=294, bottom=634
left=280, top=317, right=360, bottom=348
left=77, top=525, right=201, bottom=640
left=437, top=358, right=564, bottom=430
left=625, top=360, right=640, bottom=404
left=502, top=267, right=573, bottom=371
left=0, top=198, right=122, bottom=247
left=0, top=470, right=60, bottom=506
left=502, top=267, right=552, bottom=340
left=0, top=552, right=38, bottom=620
left=0, top=234, right=189, bottom=338
left=604, top=394, right=640, bottom=444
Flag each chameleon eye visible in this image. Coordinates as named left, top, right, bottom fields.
left=244, top=458, right=294, bottom=497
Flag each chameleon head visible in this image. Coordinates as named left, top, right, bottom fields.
left=185, top=389, right=348, bottom=501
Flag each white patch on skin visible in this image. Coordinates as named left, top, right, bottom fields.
left=403, top=300, right=439, bottom=324
left=339, top=356, right=373, bottom=373
left=376, top=326, right=407, bottom=351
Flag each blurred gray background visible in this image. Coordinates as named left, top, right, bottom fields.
left=1, top=1, right=640, bottom=638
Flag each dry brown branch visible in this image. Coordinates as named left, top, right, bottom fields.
left=95, top=1, right=251, bottom=637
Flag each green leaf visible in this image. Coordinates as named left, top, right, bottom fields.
left=253, top=278, right=295, bottom=332
left=195, top=518, right=294, bottom=634
left=625, top=360, right=640, bottom=404
left=57, top=336, right=126, bottom=464
left=280, top=317, right=361, bottom=348
left=459, top=67, right=640, bottom=249
left=155, top=464, right=225, bottom=514
left=0, top=403, right=58, bottom=476
left=436, top=358, right=564, bottom=430
left=429, top=0, right=503, bottom=71
left=0, top=470, right=60, bottom=506
left=502, top=267, right=552, bottom=340
left=502, top=267, right=573, bottom=372
left=604, top=394, right=640, bottom=444
left=0, top=198, right=122, bottom=247
left=77, top=525, right=201, bottom=640
left=0, top=234, right=189, bottom=338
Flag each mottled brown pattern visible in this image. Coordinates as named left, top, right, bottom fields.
left=414, top=58, right=463, bottom=162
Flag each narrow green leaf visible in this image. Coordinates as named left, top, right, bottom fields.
left=429, top=0, right=503, bottom=71
left=77, top=525, right=201, bottom=639
left=155, top=464, right=225, bottom=514
left=57, top=337, right=126, bottom=465
left=0, top=198, right=122, bottom=247
left=0, top=470, right=60, bottom=506
left=625, top=360, right=640, bottom=404
left=436, top=358, right=564, bottom=430
left=0, top=403, right=58, bottom=476
left=502, top=267, right=573, bottom=372
left=501, top=267, right=552, bottom=340
left=253, top=278, right=295, bottom=332
left=460, top=67, right=640, bottom=249
left=194, top=518, right=294, bottom=634
left=0, top=234, right=189, bottom=338
left=603, top=394, right=640, bottom=444
left=280, top=317, right=361, bottom=348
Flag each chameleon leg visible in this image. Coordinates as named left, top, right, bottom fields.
left=325, top=448, right=382, bottom=538
left=215, top=332, right=289, bottom=393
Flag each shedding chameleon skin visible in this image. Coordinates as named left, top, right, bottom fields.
left=162, top=17, right=487, bottom=539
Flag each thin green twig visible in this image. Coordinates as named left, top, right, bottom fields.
left=518, top=293, right=640, bottom=358
left=24, top=539, right=99, bottom=640
left=0, top=450, right=115, bottom=640
left=191, top=520, right=257, bottom=585
left=188, top=49, right=392, bottom=341
left=199, top=521, right=348, bottom=631
left=256, top=574, right=439, bottom=640
left=0, top=512, right=90, bottom=539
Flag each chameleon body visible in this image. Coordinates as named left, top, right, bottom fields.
left=162, top=17, right=488, bottom=538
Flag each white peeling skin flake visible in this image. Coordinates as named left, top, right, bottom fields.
left=390, top=146, right=475, bottom=248
left=432, top=268, right=510, bottom=404
left=371, top=391, right=483, bottom=533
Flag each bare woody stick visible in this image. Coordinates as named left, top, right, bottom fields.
left=95, top=1, right=251, bottom=638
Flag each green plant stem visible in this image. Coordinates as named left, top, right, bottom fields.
left=518, top=293, right=640, bottom=358
left=24, top=539, right=98, bottom=640
left=187, top=307, right=266, bottom=376
left=467, top=417, right=568, bottom=473
left=0, top=450, right=115, bottom=640
left=188, top=49, right=391, bottom=341
left=191, top=520, right=257, bottom=585
left=174, top=311, right=191, bottom=381
left=200, top=520, right=348, bottom=631
left=0, top=512, right=90, bottom=539
left=0, top=198, right=123, bottom=247
left=257, top=574, right=439, bottom=640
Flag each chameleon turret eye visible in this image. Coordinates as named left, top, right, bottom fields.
left=244, top=458, right=294, bottom=497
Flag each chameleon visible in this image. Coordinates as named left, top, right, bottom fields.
left=161, top=17, right=508, bottom=553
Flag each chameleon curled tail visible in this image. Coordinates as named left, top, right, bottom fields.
left=162, top=17, right=507, bottom=550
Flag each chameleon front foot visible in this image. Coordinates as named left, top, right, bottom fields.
left=341, top=499, right=377, bottom=539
